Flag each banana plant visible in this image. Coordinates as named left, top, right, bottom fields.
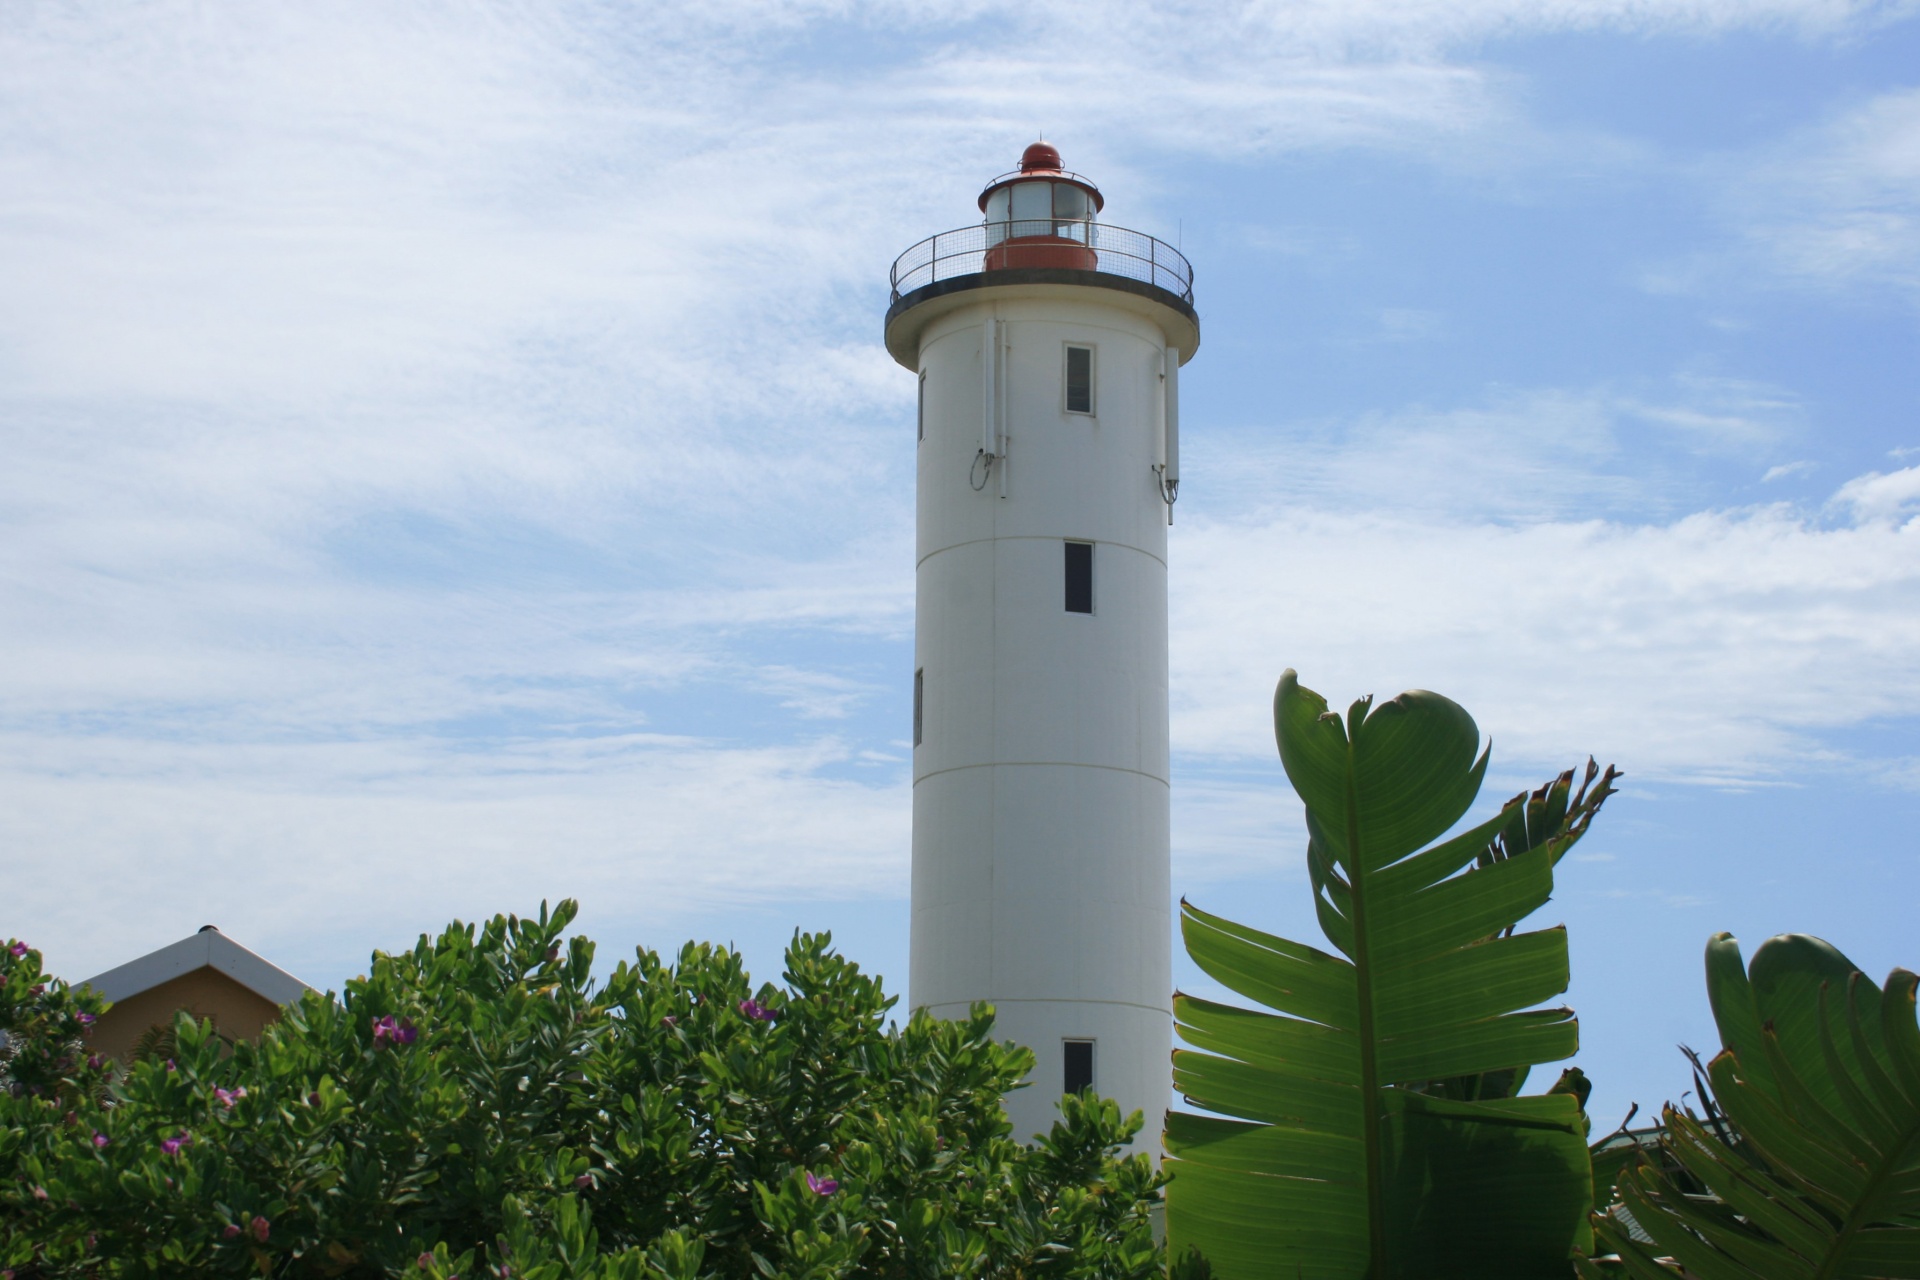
left=1165, top=670, right=1617, bottom=1280
left=1584, top=933, right=1920, bottom=1278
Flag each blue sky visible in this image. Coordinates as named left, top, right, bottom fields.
left=3, top=0, right=1918, bottom=1132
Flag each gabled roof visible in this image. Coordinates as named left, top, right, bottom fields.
left=81, top=926, right=315, bottom=1007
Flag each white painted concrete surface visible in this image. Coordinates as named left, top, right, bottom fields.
left=889, top=269, right=1196, bottom=1153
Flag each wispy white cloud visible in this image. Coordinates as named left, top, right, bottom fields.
left=1169, top=475, right=1920, bottom=791
left=1833, top=464, right=1920, bottom=523
left=1710, top=86, right=1920, bottom=297
left=2, top=728, right=910, bottom=984
left=1196, top=376, right=1803, bottom=526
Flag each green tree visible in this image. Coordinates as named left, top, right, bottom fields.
left=1164, top=671, right=1617, bottom=1280
left=2, top=903, right=1164, bottom=1279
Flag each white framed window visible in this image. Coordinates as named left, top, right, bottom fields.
left=917, top=370, right=927, bottom=443
left=1064, top=344, right=1094, bottom=415
left=913, top=668, right=924, bottom=747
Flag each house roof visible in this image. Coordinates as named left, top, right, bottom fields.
left=81, top=926, right=315, bottom=1007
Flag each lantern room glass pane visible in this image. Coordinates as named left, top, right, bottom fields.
left=1010, top=181, right=1050, bottom=233
left=983, top=188, right=1010, bottom=247
left=1052, top=183, right=1088, bottom=219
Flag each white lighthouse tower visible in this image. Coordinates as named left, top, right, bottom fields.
left=884, top=144, right=1198, bottom=1150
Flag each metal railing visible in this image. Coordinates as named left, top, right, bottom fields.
left=889, top=220, right=1193, bottom=305
left=977, top=166, right=1104, bottom=200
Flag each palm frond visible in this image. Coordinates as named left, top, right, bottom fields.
left=1165, top=671, right=1615, bottom=1280
left=1592, top=934, right=1920, bottom=1279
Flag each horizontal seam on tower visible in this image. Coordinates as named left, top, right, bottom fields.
left=917, top=536, right=1168, bottom=572
left=913, top=998, right=1174, bottom=1015
left=913, top=762, right=1169, bottom=785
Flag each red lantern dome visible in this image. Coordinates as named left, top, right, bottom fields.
left=1019, top=141, right=1063, bottom=173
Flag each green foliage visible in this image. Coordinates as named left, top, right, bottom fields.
left=1164, top=670, right=1618, bottom=1280
left=1584, top=932, right=1920, bottom=1279
left=1, top=903, right=1165, bottom=1278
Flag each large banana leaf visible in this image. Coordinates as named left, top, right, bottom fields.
left=1586, top=933, right=1920, bottom=1279
left=1165, top=671, right=1614, bottom=1280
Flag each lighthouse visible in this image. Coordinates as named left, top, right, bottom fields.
left=884, top=144, right=1199, bottom=1150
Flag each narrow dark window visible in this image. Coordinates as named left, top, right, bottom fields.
left=913, top=669, right=924, bottom=747
left=1065, top=345, right=1093, bottom=414
left=1064, top=1040, right=1094, bottom=1095
left=1064, top=541, right=1093, bottom=614
left=917, top=371, right=927, bottom=442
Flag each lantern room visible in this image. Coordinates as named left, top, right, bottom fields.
left=979, top=142, right=1104, bottom=271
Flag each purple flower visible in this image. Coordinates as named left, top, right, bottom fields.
left=31, top=1186, right=48, bottom=1202
left=213, top=1086, right=247, bottom=1108
left=372, top=1015, right=419, bottom=1047
left=86, top=1055, right=101, bottom=1070
left=738, top=999, right=780, bottom=1022
left=417, top=1253, right=435, bottom=1270
left=91, top=1131, right=109, bottom=1149
left=223, top=1224, right=242, bottom=1239
left=805, top=1171, right=840, bottom=1196
left=28, top=985, right=43, bottom=997
left=76, top=1012, right=94, bottom=1026
left=307, top=1091, right=322, bottom=1107
left=161, top=1136, right=183, bottom=1156
left=660, top=1015, right=677, bottom=1027
left=164, top=1060, right=176, bottom=1072
left=249, top=1215, right=270, bottom=1243
left=7, top=940, right=25, bottom=957
left=573, top=1173, right=593, bottom=1189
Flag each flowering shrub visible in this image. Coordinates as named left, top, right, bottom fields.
left=1, top=903, right=1163, bottom=1279
left=0, top=939, right=110, bottom=1109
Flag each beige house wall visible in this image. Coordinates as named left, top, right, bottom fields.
left=90, top=967, right=284, bottom=1064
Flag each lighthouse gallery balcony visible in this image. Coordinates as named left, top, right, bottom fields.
left=888, top=218, right=1194, bottom=309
